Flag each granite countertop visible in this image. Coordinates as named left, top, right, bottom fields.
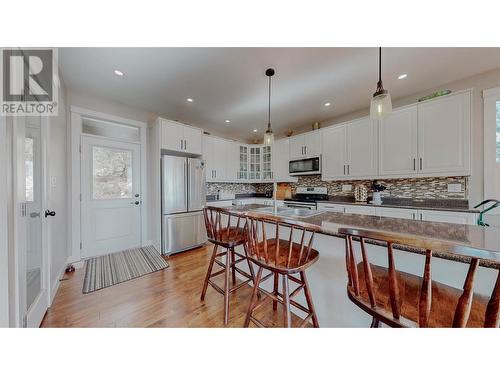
left=214, top=203, right=500, bottom=268
left=317, top=197, right=479, bottom=213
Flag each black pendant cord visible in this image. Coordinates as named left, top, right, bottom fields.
left=267, top=74, right=272, bottom=130
left=378, top=47, right=382, bottom=83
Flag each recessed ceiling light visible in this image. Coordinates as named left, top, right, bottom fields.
left=398, top=74, right=407, bottom=80
left=114, top=70, right=124, bottom=76
left=225, top=120, right=231, bottom=123
left=324, top=102, right=331, bottom=107
left=253, top=129, right=258, bottom=133
left=186, top=98, right=194, bottom=102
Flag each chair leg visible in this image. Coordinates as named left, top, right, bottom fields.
left=223, top=247, right=232, bottom=325
left=370, top=317, right=380, bottom=328
left=201, top=244, right=218, bottom=301
left=231, top=248, right=236, bottom=285
left=244, top=266, right=263, bottom=327
left=243, top=243, right=260, bottom=299
left=273, top=272, right=279, bottom=311
left=300, top=271, right=319, bottom=328
left=282, top=274, right=292, bottom=328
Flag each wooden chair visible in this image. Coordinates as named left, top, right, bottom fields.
left=338, top=227, right=500, bottom=328
left=243, top=212, right=320, bottom=328
left=201, top=206, right=258, bottom=325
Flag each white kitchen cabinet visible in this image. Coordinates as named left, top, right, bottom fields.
left=417, top=91, right=471, bottom=175
left=249, top=146, right=262, bottom=180
left=272, top=138, right=297, bottom=182
left=344, top=205, right=377, bottom=215
left=203, top=135, right=238, bottom=181
left=289, top=131, right=322, bottom=159
left=379, top=106, right=418, bottom=177
left=238, top=145, right=249, bottom=180
left=317, top=203, right=345, bottom=213
left=347, top=117, right=378, bottom=178
left=182, top=125, right=203, bottom=154
left=262, top=145, right=273, bottom=180
left=376, top=207, right=418, bottom=220
left=321, top=125, right=348, bottom=179
left=418, top=209, right=477, bottom=225
left=160, top=118, right=202, bottom=155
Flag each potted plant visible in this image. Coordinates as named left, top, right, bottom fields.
left=370, top=180, right=386, bottom=205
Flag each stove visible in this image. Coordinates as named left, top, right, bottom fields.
left=284, top=187, right=328, bottom=210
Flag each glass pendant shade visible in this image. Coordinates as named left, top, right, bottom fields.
left=263, top=130, right=274, bottom=145
left=370, top=91, right=392, bottom=119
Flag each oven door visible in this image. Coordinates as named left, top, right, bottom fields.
left=289, top=156, right=321, bottom=176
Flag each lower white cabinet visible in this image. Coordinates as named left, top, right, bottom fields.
left=375, top=207, right=417, bottom=220
left=344, top=205, right=377, bottom=215
left=418, top=209, right=477, bottom=225
left=317, top=203, right=477, bottom=224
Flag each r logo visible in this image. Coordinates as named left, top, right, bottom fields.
left=2, top=49, right=53, bottom=102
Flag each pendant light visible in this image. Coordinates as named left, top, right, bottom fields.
left=263, top=68, right=275, bottom=145
left=370, top=47, right=392, bottom=119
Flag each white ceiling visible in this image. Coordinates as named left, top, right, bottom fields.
left=59, top=47, right=500, bottom=141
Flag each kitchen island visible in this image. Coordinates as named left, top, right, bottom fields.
left=208, top=203, right=500, bottom=327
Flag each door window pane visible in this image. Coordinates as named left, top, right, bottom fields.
left=92, top=146, right=133, bottom=199
left=25, top=137, right=34, bottom=202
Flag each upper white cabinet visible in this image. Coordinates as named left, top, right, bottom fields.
left=347, top=117, right=378, bottom=178
left=417, top=91, right=471, bottom=175
left=322, top=124, right=348, bottom=179
left=203, top=135, right=239, bottom=182
left=272, top=138, right=297, bottom=182
left=322, top=117, right=377, bottom=180
left=237, top=145, right=249, bottom=180
left=289, top=131, right=322, bottom=159
left=159, top=118, right=202, bottom=155
left=379, top=106, right=418, bottom=176
left=249, top=146, right=262, bottom=180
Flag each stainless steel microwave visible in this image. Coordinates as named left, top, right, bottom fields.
left=289, top=156, right=321, bottom=176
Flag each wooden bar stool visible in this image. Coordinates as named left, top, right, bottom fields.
left=201, top=206, right=258, bottom=325
left=243, top=213, right=320, bottom=328
left=338, top=227, right=500, bottom=328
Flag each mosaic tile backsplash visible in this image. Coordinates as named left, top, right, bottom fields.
left=290, top=176, right=468, bottom=200
left=207, top=176, right=467, bottom=200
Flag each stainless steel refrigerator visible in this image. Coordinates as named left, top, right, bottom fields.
left=161, top=155, right=206, bottom=254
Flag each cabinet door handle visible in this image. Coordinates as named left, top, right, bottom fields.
left=413, top=158, right=416, bottom=171
left=347, top=164, right=350, bottom=175
left=419, top=157, right=423, bottom=171
left=304, top=146, right=307, bottom=155
left=180, top=139, right=183, bottom=150
left=343, top=165, right=346, bottom=175
left=184, top=139, right=187, bottom=150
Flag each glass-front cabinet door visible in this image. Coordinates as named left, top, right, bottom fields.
left=262, top=145, right=273, bottom=180
left=249, top=146, right=261, bottom=180
left=238, top=145, right=248, bottom=180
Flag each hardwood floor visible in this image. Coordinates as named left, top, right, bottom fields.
left=41, top=244, right=305, bottom=328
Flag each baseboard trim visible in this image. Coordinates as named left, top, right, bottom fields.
left=49, top=263, right=67, bottom=306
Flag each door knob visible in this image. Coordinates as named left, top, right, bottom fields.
left=44, top=210, right=56, bottom=218
left=131, top=201, right=140, bottom=205
left=30, top=212, right=40, bottom=218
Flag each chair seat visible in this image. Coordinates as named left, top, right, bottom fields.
left=208, top=226, right=246, bottom=247
left=249, top=239, right=319, bottom=273
left=353, top=262, right=489, bottom=327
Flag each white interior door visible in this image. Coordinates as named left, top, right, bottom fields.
left=81, top=136, right=142, bottom=258
left=18, top=115, right=49, bottom=328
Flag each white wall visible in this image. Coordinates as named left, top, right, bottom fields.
left=0, top=116, right=9, bottom=327
left=294, top=67, right=500, bottom=207
left=47, top=74, right=69, bottom=303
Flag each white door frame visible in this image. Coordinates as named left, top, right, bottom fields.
left=0, top=115, right=10, bottom=327
left=483, top=86, right=500, bottom=200
left=69, top=106, right=148, bottom=262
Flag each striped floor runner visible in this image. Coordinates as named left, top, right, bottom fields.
left=82, top=246, right=169, bottom=294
